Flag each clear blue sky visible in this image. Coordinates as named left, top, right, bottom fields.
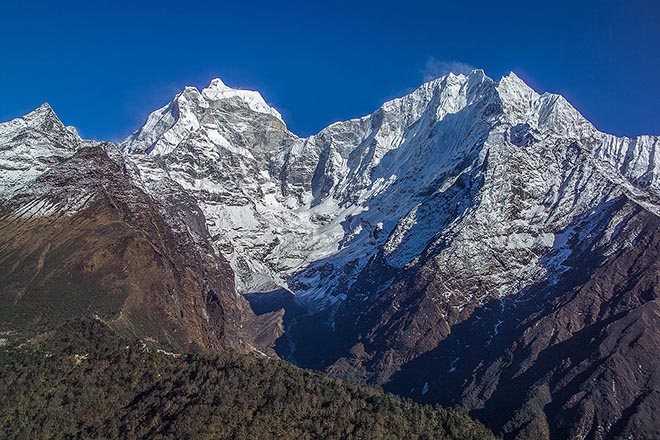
left=1, top=0, right=658, bottom=140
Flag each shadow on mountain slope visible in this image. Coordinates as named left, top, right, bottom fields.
left=385, top=198, right=660, bottom=440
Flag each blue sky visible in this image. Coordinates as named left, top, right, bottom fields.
left=1, top=0, right=658, bottom=140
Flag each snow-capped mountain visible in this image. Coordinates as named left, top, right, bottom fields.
left=116, top=71, right=660, bottom=439
left=2, top=70, right=659, bottom=440
left=120, top=70, right=660, bottom=311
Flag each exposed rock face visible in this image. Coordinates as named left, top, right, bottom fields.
left=2, top=69, right=659, bottom=439
left=0, top=105, right=281, bottom=354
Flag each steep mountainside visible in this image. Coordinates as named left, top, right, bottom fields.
left=382, top=198, right=660, bottom=440
left=0, top=105, right=281, bottom=354
left=121, top=72, right=660, bottom=309
left=120, top=71, right=660, bottom=439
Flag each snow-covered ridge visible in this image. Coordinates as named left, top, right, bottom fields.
left=202, top=78, right=284, bottom=122
left=119, top=79, right=285, bottom=156
left=0, top=103, right=85, bottom=198
left=3, top=71, right=659, bottom=313
left=114, top=72, right=660, bottom=311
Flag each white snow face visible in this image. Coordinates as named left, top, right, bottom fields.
left=115, top=71, right=660, bottom=311
left=0, top=103, right=84, bottom=198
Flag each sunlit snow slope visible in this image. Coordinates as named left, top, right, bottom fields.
left=120, top=71, right=660, bottom=313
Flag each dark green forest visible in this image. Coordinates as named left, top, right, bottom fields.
left=0, top=320, right=495, bottom=439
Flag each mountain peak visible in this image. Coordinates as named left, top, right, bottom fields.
left=201, top=79, right=284, bottom=122
left=0, top=102, right=84, bottom=198
left=206, top=77, right=228, bottom=90
left=33, top=101, right=54, bottom=113
left=497, top=71, right=538, bottom=98
left=23, top=102, right=59, bottom=124
left=0, top=102, right=72, bottom=139
left=5, top=69, right=660, bottom=440
left=501, top=70, right=524, bottom=81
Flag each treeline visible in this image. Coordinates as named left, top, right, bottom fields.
left=0, top=320, right=495, bottom=439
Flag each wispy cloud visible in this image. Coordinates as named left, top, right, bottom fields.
left=422, top=58, right=476, bottom=81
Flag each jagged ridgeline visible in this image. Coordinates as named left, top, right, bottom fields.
left=0, top=319, right=495, bottom=440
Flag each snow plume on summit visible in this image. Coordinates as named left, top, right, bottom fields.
left=422, top=58, right=476, bottom=81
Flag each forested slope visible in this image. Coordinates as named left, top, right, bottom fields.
left=0, top=320, right=495, bottom=440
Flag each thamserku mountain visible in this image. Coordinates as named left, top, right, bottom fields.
left=1, top=70, right=658, bottom=440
